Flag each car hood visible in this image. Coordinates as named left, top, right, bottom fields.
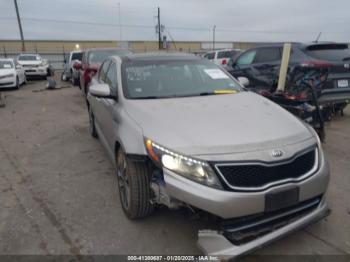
left=0, top=68, right=15, bottom=76
left=17, top=60, right=42, bottom=65
left=124, top=92, right=313, bottom=156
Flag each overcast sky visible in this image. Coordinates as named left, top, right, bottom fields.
left=0, top=0, right=349, bottom=42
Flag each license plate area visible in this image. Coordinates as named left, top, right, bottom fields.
left=337, top=79, right=349, bottom=88
left=265, top=187, right=299, bottom=212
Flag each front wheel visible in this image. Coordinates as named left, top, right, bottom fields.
left=116, top=149, right=154, bottom=219
left=88, top=106, right=98, bottom=138
left=15, top=77, right=19, bottom=89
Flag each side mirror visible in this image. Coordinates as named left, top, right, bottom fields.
left=15, top=65, right=22, bottom=69
left=73, top=61, right=81, bottom=70
left=89, top=84, right=114, bottom=99
left=237, top=77, right=250, bottom=87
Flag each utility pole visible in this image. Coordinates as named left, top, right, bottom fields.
left=212, top=25, right=216, bottom=50
left=14, top=0, right=25, bottom=52
left=158, top=7, right=161, bottom=50
left=118, top=2, right=122, bottom=42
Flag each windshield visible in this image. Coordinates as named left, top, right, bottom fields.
left=122, top=60, right=242, bottom=99
left=0, top=60, right=13, bottom=69
left=71, top=52, right=83, bottom=61
left=306, top=44, right=350, bottom=61
left=18, top=55, right=41, bottom=61
left=88, top=49, right=130, bottom=63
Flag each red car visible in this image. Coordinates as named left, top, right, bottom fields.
left=74, top=48, right=132, bottom=97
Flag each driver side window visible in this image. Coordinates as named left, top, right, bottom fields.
left=105, top=62, right=118, bottom=96
left=99, top=60, right=111, bottom=82
left=236, top=50, right=257, bottom=65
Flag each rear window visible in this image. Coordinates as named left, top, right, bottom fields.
left=217, top=50, right=237, bottom=59
left=306, top=44, right=350, bottom=61
left=71, top=52, right=83, bottom=61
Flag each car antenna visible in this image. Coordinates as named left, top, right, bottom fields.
left=315, top=32, right=322, bottom=43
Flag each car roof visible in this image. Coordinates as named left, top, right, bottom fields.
left=0, top=58, right=14, bottom=61
left=84, top=47, right=130, bottom=53
left=18, top=53, right=40, bottom=56
left=245, top=42, right=347, bottom=50
left=117, top=52, right=200, bottom=62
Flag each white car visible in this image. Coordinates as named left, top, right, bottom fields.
left=16, top=54, right=49, bottom=79
left=61, top=50, right=83, bottom=85
left=0, top=58, right=26, bottom=89
left=204, top=49, right=242, bottom=66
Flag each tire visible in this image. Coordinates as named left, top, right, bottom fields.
left=116, top=149, right=154, bottom=219
left=88, top=106, right=98, bottom=138
left=15, top=77, right=19, bottom=89
left=73, top=77, right=79, bottom=86
left=23, top=75, right=27, bottom=85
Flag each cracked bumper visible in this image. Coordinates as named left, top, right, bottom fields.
left=197, top=198, right=330, bottom=260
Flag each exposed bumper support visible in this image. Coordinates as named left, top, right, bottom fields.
left=197, top=199, right=330, bottom=260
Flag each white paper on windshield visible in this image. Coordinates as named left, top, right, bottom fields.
left=3, top=64, right=11, bottom=68
left=204, top=69, right=229, bottom=79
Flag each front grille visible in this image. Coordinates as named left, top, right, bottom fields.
left=215, top=148, right=317, bottom=191
left=222, top=196, right=322, bottom=245
left=23, top=64, right=38, bottom=68
left=0, top=82, right=14, bottom=86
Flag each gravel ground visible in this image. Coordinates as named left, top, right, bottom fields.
left=0, top=76, right=349, bottom=259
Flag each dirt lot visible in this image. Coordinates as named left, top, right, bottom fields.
left=0, top=76, right=349, bottom=257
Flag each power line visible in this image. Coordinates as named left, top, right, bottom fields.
left=1, top=16, right=348, bottom=36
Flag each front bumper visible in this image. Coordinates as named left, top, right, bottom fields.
left=0, top=77, right=16, bottom=88
left=163, top=148, right=329, bottom=219
left=24, top=66, right=48, bottom=76
left=197, top=197, right=330, bottom=259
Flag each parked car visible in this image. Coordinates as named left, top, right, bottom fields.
left=61, top=50, right=83, bottom=85
left=0, top=58, right=26, bottom=89
left=227, top=42, right=350, bottom=109
left=203, top=48, right=242, bottom=66
left=87, top=53, right=330, bottom=259
left=73, top=48, right=132, bottom=97
left=16, top=53, right=50, bottom=79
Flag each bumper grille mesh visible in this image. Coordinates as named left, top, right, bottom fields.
left=216, top=149, right=316, bottom=190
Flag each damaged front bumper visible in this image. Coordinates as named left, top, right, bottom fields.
left=198, top=197, right=330, bottom=260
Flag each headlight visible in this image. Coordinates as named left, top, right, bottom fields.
left=145, top=138, right=222, bottom=189
left=0, top=73, right=15, bottom=79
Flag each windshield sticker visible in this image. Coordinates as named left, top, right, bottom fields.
left=214, top=89, right=237, bottom=94
left=204, top=69, right=229, bottom=79
left=3, top=64, right=11, bottom=68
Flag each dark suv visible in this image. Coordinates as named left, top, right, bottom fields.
left=228, top=42, right=350, bottom=109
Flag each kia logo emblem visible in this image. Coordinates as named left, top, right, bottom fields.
left=344, top=64, right=350, bottom=69
left=271, top=149, right=283, bottom=158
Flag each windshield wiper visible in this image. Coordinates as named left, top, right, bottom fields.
left=133, top=96, right=161, bottom=99
left=199, top=92, right=216, bottom=96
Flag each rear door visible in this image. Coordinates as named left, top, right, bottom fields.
left=250, top=47, right=282, bottom=89
left=229, top=48, right=257, bottom=84
left=304, top=44, right=350, bottom=103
